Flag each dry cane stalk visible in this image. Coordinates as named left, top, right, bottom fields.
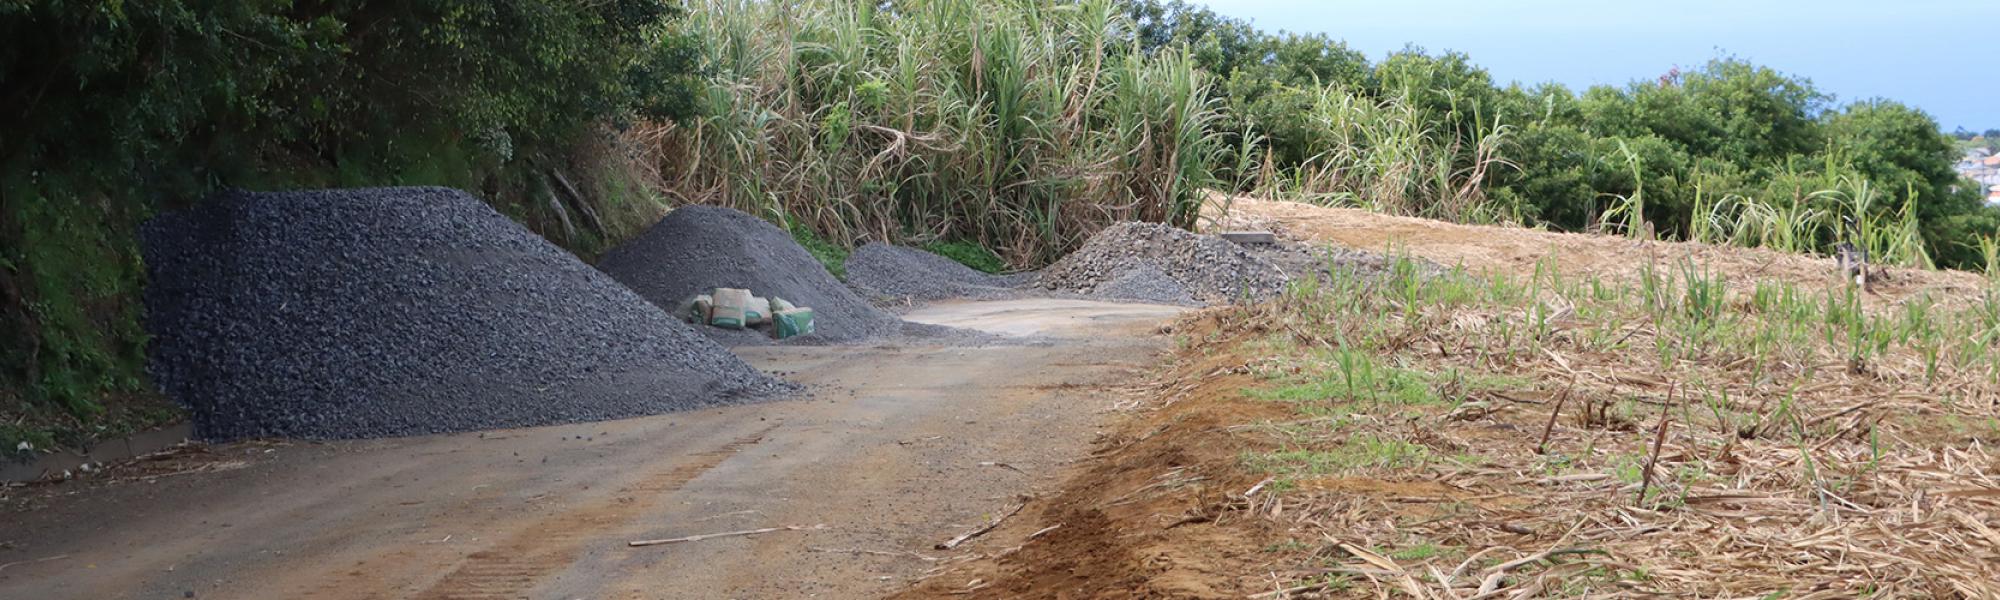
left=1636, top=389, right=1675, bottom=505
left=1636, top=417, right=1670, bottom=505
left=1537, top=379, right=1576, bottom=454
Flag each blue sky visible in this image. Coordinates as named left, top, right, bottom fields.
left=1196, top=1, right=1997, bottom=131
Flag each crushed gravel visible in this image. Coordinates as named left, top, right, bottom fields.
left=597, top=206, right=903, bottom=344
left=1036, top=222, right=1292, bottom=305
left=844, top=242, right=1030, bottom=305
left=1244, top=240, right=1426, bottom=283
left=1089, top=261, right=1198, bottom=306
left=141, top=187, right=791, bottom=441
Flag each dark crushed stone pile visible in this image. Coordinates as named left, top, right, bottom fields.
left=844, top=242, right=1031, bottom=305
left=597, top=205, right=902, bottom=344
left=142, top=187, right=791, bottom=441
left=1036, top=222, right=1291, bottom=305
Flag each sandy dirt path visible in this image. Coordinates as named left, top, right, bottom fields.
left=0, top=298, right=1184, bottom=600
left=1208, top=195, right=1991, bottom=306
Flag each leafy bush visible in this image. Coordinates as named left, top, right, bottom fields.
left=923, top=241, right=1008, bottom=274
left=790, top=223, right=851, bottom=280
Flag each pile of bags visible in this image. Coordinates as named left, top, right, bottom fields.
left=681, top=287, right=816, bottom=339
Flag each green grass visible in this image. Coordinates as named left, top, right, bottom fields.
left=923, top=240, right=1007, bottom=274
left=1223, top=246, right=2000, bottom=594
left=1252, top=359, right=1526, bottom=412
left=1241, top=250, right=2000, bottom=480
left=790, top=223, right=850, bottom=279
left=1245, top=436, right=1435, bottom=474
left=1387, top=542, right=1449, bottom=561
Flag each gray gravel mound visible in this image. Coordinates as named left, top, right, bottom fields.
left=1037, top=222, right=1290, bottom=304
left=142, top=187, right=791, bottom=441
left=1090, top=261, right=1198, bottom=306
left=1247, top=240, right=1426, bottom=283
left=844, top=242, right=1029, bottom=304
left=598, top=206, right=901, bottom=344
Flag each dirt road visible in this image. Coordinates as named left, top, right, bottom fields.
left=0, top=298, right=1185, bottom=600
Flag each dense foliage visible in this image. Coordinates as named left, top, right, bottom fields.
left=0, top=0, right=698, bottom=451
left=1125, top=0, right=2000, bottom=269
left=638, top=0, right=1225, bottom=266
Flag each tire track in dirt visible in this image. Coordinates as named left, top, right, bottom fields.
left=407, top=426, right=776, bottom=600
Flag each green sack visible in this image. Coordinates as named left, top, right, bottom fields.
left=745, top=295, right=771, bottom=326
left=682, top=294, right=713, bottom=323
left=709, top=288, right=750, bottom=329
left=774, top=308, right=815, bottom=339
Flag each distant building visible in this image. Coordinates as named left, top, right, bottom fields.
left=1957, top=149, right=2000, bottom=201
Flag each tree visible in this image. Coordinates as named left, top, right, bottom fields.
left=1577, top=59, right=1825, bottom=168
left=1824, top=100, right=1995, bottom=267
left=1124, top=0, right=1260, bottom=75
left=1374, top=48, right=1497, bottom=138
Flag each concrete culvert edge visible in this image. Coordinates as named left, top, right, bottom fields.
left=141, top=187, right=795, bottom=441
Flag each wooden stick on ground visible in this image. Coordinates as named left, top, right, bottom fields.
left=1537, top=379, right=1575, bottom=454
left=1637, top=407, right=1673, bottom=506
left=628, top=524, right=824, bottom=547
left=936, top=503, right=1026, bottom=550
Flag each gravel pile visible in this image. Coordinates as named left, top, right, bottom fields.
left=598, top=206, right=902, bottom=344
left=142, top=187, right=790, bottom=441
left=844, top=242, right=1030, bottom=305
left=1247, top=240, right=1426, bottom=283
left=1037, top=222, right=1291, bottom=305
left=1090, top=261, right=1197, bottom=305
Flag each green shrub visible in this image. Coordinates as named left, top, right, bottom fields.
left=791, top=224, right=850, bottom=280
left=923, top=241, right=1008, bottom=274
